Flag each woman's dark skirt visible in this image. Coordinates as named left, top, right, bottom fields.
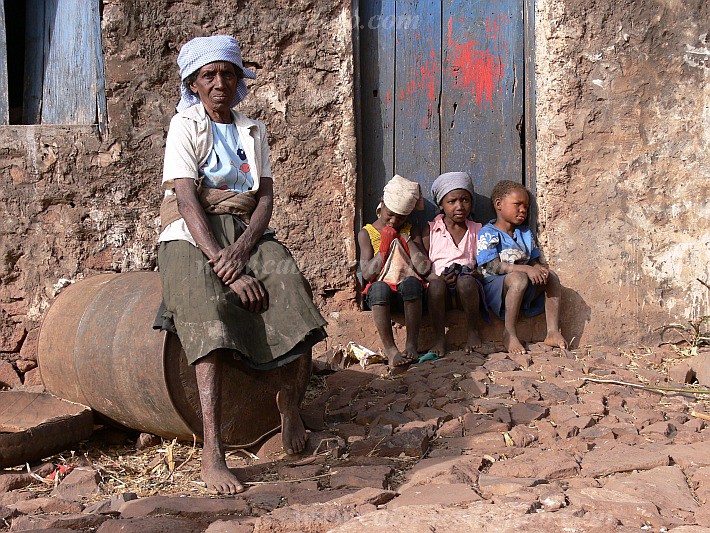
left=158, top=214, right=327, bottom=369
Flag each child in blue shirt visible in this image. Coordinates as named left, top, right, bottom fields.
left=476, top=180, right=567, bottom=354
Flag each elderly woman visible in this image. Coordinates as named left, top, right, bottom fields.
left=157, top=35, right=327, bottom=494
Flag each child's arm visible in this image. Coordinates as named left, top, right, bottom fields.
left=408, top=225, right=431, bottom=277
left=476, top=228, right=546, bottom=284
left=357, top=228, right=383, bottom=282
left=482, top=258, right=547, bottom=285
left=421, top=223, right=431, bottom=254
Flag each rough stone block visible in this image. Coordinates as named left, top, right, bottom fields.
left=118, top=495, right=250, bottom=519
left=668, top=363, right=694, bottom=384
left=0, top=472, right=35, bottom=493
left=0, top=361, right=21, bottom=389
left=51, top=468, right=101, bottom=501
left=489, top=449, right=579, bottom=480
left=457, top=379, right=486, bottom=397
left=388, top=483, right=482, bottom=509
left=581, top=443, right=670, bottom=477
left=566, top=487, right=663, bottom=528
left=510, top=403, right=548, bottom=425
left=330, top=465, right=393, bottom=490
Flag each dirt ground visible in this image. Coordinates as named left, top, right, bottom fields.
left=2, top=341, right=710, bottom=532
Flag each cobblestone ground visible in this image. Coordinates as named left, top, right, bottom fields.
left=2, top=343, right=710, bottom=532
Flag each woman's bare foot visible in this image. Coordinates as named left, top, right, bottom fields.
left=279, top=404, right=308, bottom=455
left=544, top=330, right=568, bottom=349
left=201, top=456, right=245, bottom=495
left=503, top=331, right=527, bottom=354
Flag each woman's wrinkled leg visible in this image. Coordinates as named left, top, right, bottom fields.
left=276, top=352, right=311, bottom=454
left=195, top=350, right=245, bottom=494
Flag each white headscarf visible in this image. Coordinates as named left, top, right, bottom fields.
left=431, top=171, right=475, bottom=205
left=176, top=35, right=256, bottom=112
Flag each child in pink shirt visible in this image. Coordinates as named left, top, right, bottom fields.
left=423, top=172, right=487, bottom=356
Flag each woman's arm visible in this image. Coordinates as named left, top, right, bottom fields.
left=358, top=228, right=382, bottom=282
left=174, top=178, right=223, bottom=261
left=174, top=177, right=269, bottom=312
left=210, top=177, right=274, bottom=284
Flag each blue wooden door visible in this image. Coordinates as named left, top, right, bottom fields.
left=359, top=0, right=526, bottom=224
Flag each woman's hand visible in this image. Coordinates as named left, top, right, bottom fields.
left=209, top=243, right=250, bottom=285
left=525, top=264, right=548, bottom=285
left=229, top=275, right=268, bottom=313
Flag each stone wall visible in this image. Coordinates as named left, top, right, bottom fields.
left=534, top=0, right=709, bottom=345
left=1, top=0, right=708, bottom=387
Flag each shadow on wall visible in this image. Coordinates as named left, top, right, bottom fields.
left=560, top=286, right=591, bottom=349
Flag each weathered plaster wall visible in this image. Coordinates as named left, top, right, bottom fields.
left=0, top=0, right=357, bottom=385
left=534, top=0, right=709, bottom=345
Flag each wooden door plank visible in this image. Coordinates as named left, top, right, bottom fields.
left=41, top=0, right=96, bottom=124
left=359, top=0, right=396, bottom=223
left=441, top=0, right=524, bottom=223
left=524, top=0, right=538, bottom=230
left=23, top=0, right=45, bottom=124
left=394, top=0, right=442, bottom=221
left=90, top=0, right=107, bottom=134
left=0, top=3, right=9, bottom=125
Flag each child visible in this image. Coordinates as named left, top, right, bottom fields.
left=476, top=180, right=567, bottom=354
left=423, top=172, right=484, bottom=356
left=358, top=175, right=430, bottom=366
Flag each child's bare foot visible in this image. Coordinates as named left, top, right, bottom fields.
left=201, top=456, right=245, bottom=495
left=385, top=346, right=416, bottom=366
left=503, top=331, right=527, bottom=354
left=464, top=330, right=482, bottom=353
left=544, top=331, right=568, bottom=350
left=430, top=339, right=447, bottom=357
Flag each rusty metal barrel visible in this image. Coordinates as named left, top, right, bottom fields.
left=37, top=272, right=281, bottom=445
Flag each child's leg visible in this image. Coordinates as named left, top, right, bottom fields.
left=502, top=271, right=529, bottom=354
left=427, top=275, right=447, bottom=356
left=367, top=282, right=406, bottom=365
left=542, top=270, right=567, bottom=348
left=456, top=274, right=482, bottom=351
left=399, top=277, right=423, bottom=362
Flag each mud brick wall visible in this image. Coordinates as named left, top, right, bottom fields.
left=534, top=0, right=709, bottom=345
left=0, top=0, right=357, bottom=382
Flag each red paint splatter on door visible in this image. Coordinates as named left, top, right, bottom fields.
left=446, top=17, right=506, bottom=107
left=398, top=55, right=438, bottom=103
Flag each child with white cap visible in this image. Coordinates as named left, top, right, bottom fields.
left=357, top=175, right=430, bottom=366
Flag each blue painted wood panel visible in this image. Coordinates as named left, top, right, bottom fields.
left=441, top=0, right=524, bottom=223
left=359, top=0, right=396, bottom=223
left=394, top=0, right=442, bottom=222
left=41, top=0, right=100, bottom=124
left=0, top=4, right=8, bottom=125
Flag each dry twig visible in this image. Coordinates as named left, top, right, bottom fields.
left=581, top=376, right=710, bottom=395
